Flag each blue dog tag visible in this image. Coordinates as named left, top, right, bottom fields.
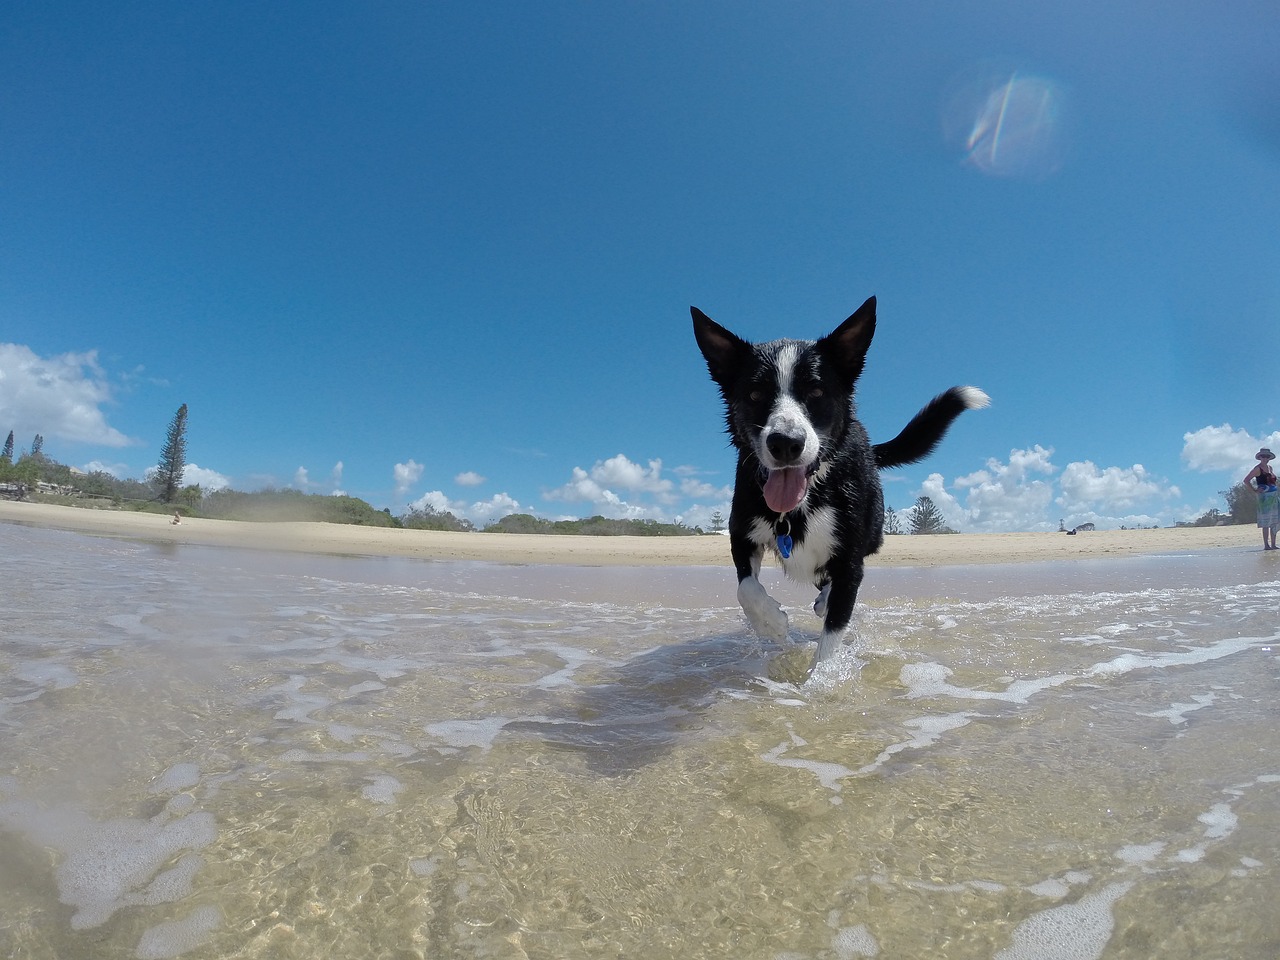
left=777, top=534, right=793, bottom=559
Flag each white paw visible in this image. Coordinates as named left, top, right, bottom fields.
left=813, top=583, right=831, bottom=618
left=738, top=576, right=789, bottom=641
left=811, top=629, right=844, bottom=665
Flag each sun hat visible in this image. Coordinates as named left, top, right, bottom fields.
left=1257, top=448, right=1275, bottom=461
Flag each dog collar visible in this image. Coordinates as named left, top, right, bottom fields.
left=774, top=515, right=794, bottom=559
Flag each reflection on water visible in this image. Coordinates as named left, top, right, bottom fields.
left=2, top=522, right=1279, bottom=959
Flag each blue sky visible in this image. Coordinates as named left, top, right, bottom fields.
left=3, top=2, right=1278, bottom=532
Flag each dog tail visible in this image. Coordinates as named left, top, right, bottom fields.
left=873, top=386, right=990, bottom=469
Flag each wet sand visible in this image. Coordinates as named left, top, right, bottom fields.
left=0, top=500, right=1258, bottom=566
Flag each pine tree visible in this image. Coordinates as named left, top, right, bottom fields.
left=154, top=404, right=189, bottom=503
left=908, top=496, right=946, bottom=535
left=30, top=434, right=44, bottom=459
left=1, top=430, right=12, bottom=463
left=883, top=503, right=902, bottom=535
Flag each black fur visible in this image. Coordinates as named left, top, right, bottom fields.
left=692, top=295, right=988, bottom=673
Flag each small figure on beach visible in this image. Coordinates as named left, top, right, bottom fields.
left=1244, top=448, right=1278, bottom=550
left=171, top=511, right=182, bottom=525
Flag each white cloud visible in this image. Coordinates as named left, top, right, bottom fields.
left=545, top=468, right=651, bottom=519
left=410, top=490, right=522, bottom=525
left=182, top=463, right=231, bottom=492
left=943, top=445, right=1058, bottom=531
left=0, top=343, right=134, bottom=447
left=82, top=460, right=128, bottom=478
left=455, top=470, right=486, bottom=487
left=901, top=444, right=1195, bottom=532
left=411, top=491, right=450, bottom=513
left=679, top=475, right=733, bottom=501
left=916, top=472, right=968, bottom=524
left=544, top=453, right=679, bottom=519
left=1182, top=424, right=1280, bottom=473
left=592, top=454, right=675, bottom=497
left=673, top=465, right=734, bottom=506
left=292, top=462, right=345, bottom=495
left=1057, top=461, right=1178, bottom=514
left=141, top=461, right=230, bottom=494
left=393, top=459, right=424, bottom=496
left=375, top=439, right=1220, bottom=533
left=549, top=466, right=605, bottom=504
left=472, top=492, right=520, bottom=522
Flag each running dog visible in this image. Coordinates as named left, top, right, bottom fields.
left=692, top=296, right=988, bottom=673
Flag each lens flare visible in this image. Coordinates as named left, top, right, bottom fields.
left=943, top=67, right=1067, bottom=180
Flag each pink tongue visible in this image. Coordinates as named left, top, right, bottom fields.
left=763, top=467, right=808, bottom=514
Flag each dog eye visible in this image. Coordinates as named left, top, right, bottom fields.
left=807, top=388, right=825, bottom=400
left=749, top=389, right=764, bottom=402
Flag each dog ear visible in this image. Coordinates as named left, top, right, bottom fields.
left=818, top=296, right=877, bottom=384
left=692, top=307, right=750, bottom=386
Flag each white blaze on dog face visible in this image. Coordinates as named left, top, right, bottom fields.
left=758, top=343, right=821, bottom=470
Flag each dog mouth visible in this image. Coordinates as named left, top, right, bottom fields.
left=762, top=463, right=818, bottom=514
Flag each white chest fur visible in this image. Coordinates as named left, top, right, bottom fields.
left=748, top=505, right=838, bottom=587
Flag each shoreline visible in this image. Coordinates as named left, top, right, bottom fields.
left=0, top=500, right=1261, bottom=567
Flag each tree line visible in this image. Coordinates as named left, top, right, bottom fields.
left=2, top=405, right=199, bottom=507
left=1183, top=482, right=1258, bottom=527
left=0, top=406, right=707, bottom=534
left=4, top=408, right=1259, bottom=531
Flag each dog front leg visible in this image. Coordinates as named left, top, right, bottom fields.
left=811, top=565, right=863, bottom=666
left=732, top=538, right=788, bottom=641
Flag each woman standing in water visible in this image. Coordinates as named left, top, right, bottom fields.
left=1244, top=448, right=1279, bottom=550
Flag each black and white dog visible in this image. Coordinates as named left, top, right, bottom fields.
left=692, top=296, right=988, bottom=673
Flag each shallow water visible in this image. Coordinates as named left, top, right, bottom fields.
left=2, top=522, right=1279, bottom=959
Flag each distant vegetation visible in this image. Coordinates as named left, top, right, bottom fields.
left=9, top=420, right=1253, bottom=534
left=483, top=514, right=699, bottom=536
left=0, top=433, right=707, bottom=535
left=199, top=488, right=397, bottom=525
left=1181, top=483, right=1256, bottom=527
left=400, top=504, right=475, bottom=532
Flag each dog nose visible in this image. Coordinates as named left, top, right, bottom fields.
left=765, top=431, right=806, bottom=464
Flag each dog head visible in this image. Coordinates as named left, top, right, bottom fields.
left=692, top=296, right=877, bottom=514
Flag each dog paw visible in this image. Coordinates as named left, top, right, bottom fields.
left=813, top=583, right=831, bottom=618
left=811, top=629, right=844, bottom=665
left=738, top=577, right=789, bottom=640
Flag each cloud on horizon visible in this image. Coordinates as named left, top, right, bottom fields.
left=393, top=459, right=424, bottom=496
left=544, top=453, right=682, bottom=519
left=0, top=343, right=134, bottom=447
left=183, top=463, right=231, bottom=492
left=293, top=461, right=346, bottom=496
left=410, top=489, right=521, bottom=525
left=895, top=444, right=1201, bottom=533
left=1182, top=424, right=1280, bottom=473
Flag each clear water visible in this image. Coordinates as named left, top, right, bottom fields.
left=2, top=521, right=1279, bottom=959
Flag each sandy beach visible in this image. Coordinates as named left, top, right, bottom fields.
left=0, top=499, right=1260, bottom=566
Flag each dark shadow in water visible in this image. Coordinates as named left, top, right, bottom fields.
left=501, top=632, right=780, bottom=776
